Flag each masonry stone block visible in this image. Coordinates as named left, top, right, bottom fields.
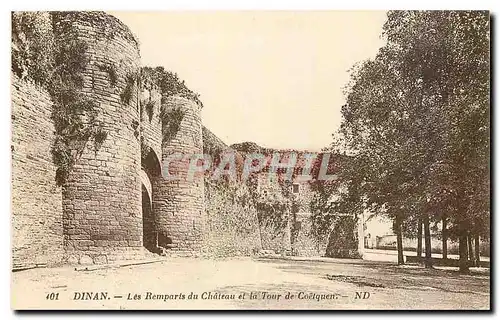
left=52, top=11, right=143, bottom=262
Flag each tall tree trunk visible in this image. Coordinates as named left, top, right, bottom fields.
left=458, top=221, right=469, bottom=273
left=423, top=213, right=432, bottom=268
left=442, top=215, right=448, bottom=260
left=417, top=217, right=423, bottom=259
left=474, top=233, right=481, bottom=266
left=467, top=233, right=474, bottom=266
left=395, top=214, right=404, bottom=265
left=257, top=214, right=264, bottom=253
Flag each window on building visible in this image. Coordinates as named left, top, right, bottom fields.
left=292, top=183, right=300, bottom=194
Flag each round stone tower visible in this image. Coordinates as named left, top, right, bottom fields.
left=53, top=12, right=143, bottom=264
left=153, top=96, right=206, bottom=256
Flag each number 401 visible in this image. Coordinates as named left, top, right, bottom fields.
left=46, top=292, right=59, bottom=300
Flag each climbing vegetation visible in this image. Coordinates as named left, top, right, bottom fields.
left=159, top=106, right=186, bottom=141
left=120, top=72, right=137, bottom=105
left=140, top=66, right=206, bottom=140
left=140, top=99, right=155, bottom=122
left=12, top=12, right=108, bottom=186
left=98, top=63, right=118, bottom=86
left=141, top=66, right=203, bottom=107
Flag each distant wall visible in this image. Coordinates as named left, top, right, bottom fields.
left=255, top=174, right=288, bottom=253
left=202, top=126, right=227, bottom=155
left=11, top=74, right=63, bottom=268
left=292, top=213, right=327, bottom=256
left=373, top=234, right=491, bottom=257
left=202, top=127, right=262, bottom=257
left=204, top=180, right=262, bottom=257
left=289, top=182, right=326, bottom=256
left=256, top=173, right=327, bottom=256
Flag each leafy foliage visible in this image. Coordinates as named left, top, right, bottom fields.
left=321, top=11, right=489, bottom=270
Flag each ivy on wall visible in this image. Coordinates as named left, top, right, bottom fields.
left=12, top=12, right=108, bottom=186
left=140, top=66, right=205, bottom=141
left=141, top=66, right=203, bottom=108
left=140, top=136, right=152, bottom=164
left=141, top=99, right=155, bottom=122
left=159, top=107, right=185, bottom=141
left=202, top=126, right=226, bottom=161
left=12, top=12, right=204, bottom=186
left=231, top=144, right=299, bottom=239
left=204, top=177, right=262, bottom=257
left=11, top=12, right=53, bottom=86
left=245, top=175, right=287, bottom=234
left=324, top=215, right=360, bottom=258
left=120, top=72, right=137, bottom=105
left=98, top=63, right=118, bottom=86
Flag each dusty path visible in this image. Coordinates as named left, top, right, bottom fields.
left=11, top=257, right=490, bottom=310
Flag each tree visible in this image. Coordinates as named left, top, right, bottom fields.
left=328, top=11, right=489, bottom=273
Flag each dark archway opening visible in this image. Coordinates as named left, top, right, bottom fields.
left=141, top=148, right=162, bottom=254
left=142, top=184, right=155, bottom=252
left=142, top=148, right=162, bottom=177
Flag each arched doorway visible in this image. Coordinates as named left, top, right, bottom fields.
left=141, top=147, right=162, bottom=253
left=141, top=182, right=154, bottom=252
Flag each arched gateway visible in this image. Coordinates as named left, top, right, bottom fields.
left=140, top=149, right=162, bottom=253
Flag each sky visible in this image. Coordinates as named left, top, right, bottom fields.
left=110, top=11, right=388, bottom=151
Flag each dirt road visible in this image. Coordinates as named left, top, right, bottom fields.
left=11, top=256, right=490, bottom=310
